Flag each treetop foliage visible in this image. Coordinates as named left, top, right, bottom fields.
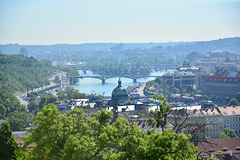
left=57, top=64, right=79, bottom=77
left=57, top=86, right=87, bottom=100
left=18, top=102, right=197, bottom=160
left=219, top=128, right=238, bottom=139
left=147, top=94, right=172, bottom=131
left=0, top=120, right=19, bottom=160
left=227, top=98, right=239, bottom=106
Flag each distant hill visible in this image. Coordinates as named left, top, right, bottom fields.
left=0, top=37, right=239, bottom=56
left=0, top=42, right=189, bottom=55
left=169, top=37, right=240, bottom=54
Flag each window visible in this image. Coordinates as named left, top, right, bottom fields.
left=217, top=69, right=224, bottom=75
left=226, top=72, right=237, bottom=77
left=232, top=111, right=236, bottom=114
left=223, top=112, right=228, bottom=115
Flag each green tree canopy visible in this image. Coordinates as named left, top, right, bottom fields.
left=27, top=100, right=38, bottom=114
left=39, top=94, right=58, bottom=110
left=57, top=86, right=86, bottom=100
left=147, top=94, right=172, bottom=131
left=227, top=98, right=239, bottom=106
left=0, top=120, right=19, bottom=160
left=0, top=86, right=21, bottom=115
left=0, top=104, right=6, bottom=119
left=8, top=109, right=34, bottom=131
left=18, top=103, right=197, bottom=160
left=0, top=53, right=55, bottom=92
left=219, top=128, right=238, bottom=138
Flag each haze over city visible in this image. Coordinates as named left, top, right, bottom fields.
left=0, top=0, right=240, bottom=44
left=1, top=0, right=240, bottom=160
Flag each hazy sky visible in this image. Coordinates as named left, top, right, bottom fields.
left=0, top=0, right=239, bottom=44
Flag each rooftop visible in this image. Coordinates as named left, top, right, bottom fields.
left=197, top=138, right=240, bottom=159
left=218, top=106, right=240, bottom=116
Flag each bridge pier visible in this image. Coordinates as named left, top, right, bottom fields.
left=102, top=78, right=105, bottom=84
left=133, top=78, right=137, bottom=83
left=70, top=77, right=73, bottom=85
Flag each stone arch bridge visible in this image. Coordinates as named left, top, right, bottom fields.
left=68, top=75, right=162, bottom=84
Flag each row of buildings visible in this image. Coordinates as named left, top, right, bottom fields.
left=161, top=58, right=240, bottom=98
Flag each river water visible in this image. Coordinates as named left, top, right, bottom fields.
left=68, top=70, right=173, bottom=96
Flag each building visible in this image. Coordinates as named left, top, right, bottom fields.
left=197, top=138, right=240, bottom=160
left=201, top=69, right=240, bottom=97
left=162, top=71, right=196, bottom=90
left=209, top=51, right=238, bottom=61
left=177, top=60, right=207, bottom=90
left=218, top=106, right=240, bottom=137
left=168, top=106, right=240, bottom=140
left=215, top=57, right=240, bottom=71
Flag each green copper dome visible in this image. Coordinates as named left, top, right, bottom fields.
left=112, top=79, right=128, bottom=95
left=112, top=79, right=129, bottom=104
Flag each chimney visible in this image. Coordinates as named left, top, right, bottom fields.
left=227, top=150, right=232, bottom=156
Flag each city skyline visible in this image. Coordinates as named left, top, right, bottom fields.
left=0, top=0, right=240, bottom=45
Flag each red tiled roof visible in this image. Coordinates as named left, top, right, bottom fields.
left=197, top=138, right=240, bottom=156
left=204, top=70, right=240, bottom=83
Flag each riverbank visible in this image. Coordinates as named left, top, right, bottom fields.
left=14, top=70, right=67, bottom=106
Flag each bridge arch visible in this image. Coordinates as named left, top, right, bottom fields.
left=68, top=75, right=162, bottom=84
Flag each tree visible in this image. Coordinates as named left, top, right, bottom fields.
left=0, top=86, right=21, bottom=114
left=147, top=94, right=172, bottom=131
left=8, top=110, right=34, bottom=131
left=0, top=120, right=19, bottom=160
left=227, top=98, right=239, bottom=106
left=27, top=100, right=38, bottom=114
left=0, top=104, right=6, bottom=119
left=56, top=88, right=65, bottom=100
left=219, top=128, right=237, bottom=138
left=18, top=103, right=197, bottom=160
left=57, top=86, right=86, bottom=100
left=235, top=92, right=240, bottom=102
left=39, top=94, right=57, bottom=110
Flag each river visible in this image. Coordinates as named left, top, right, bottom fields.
left=68, top=70, right=173, bottom=96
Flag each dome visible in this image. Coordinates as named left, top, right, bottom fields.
left=112, top=79, right=128, bottom=96
left=111, top=79, right=129, bottom=104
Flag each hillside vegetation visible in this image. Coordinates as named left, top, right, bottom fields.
left=0, top=53, right=55, bottom=92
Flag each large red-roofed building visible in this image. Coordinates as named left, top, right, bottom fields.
left=201, top=69, right=240, bottom=97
